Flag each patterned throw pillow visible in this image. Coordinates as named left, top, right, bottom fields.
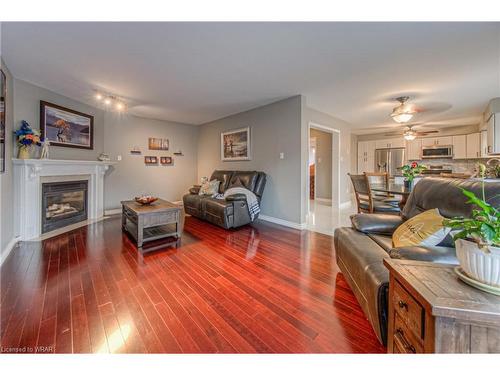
left=198, top=180, right=220, bottom=196
left=392, top=208, right=451, bottom=248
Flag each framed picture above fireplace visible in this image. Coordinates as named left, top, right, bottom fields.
left=40, top=101, right=94, bottom=150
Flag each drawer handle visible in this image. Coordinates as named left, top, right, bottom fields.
left=398, top=300, right=408, bottom=311
left=396, top=328, right=416, bottom=353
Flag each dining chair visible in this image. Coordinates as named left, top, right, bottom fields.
left=348, top=173, right=400, bottom=214
left=364, top=172, right=400, bottom=205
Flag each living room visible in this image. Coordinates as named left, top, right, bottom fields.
left=1, top=2, right=500, bottom=373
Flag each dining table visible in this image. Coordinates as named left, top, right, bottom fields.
left=370, top=182, right=412, bottom=210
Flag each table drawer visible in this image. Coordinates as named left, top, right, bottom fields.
left=143, top=210, right=179, bottom=227
left=393, top=280, right=424, bottom=339
left=123, top=206, right=138, bottom=224
left=393, top=314, right=423, bottom=353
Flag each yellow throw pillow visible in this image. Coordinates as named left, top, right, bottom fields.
left=392, top=208, right=451, bottom=248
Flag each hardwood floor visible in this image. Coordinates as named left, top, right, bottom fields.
left=0, top=216, right=385, bottom=353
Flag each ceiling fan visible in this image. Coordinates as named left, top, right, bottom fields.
left=390, top=96, right=418, bottom=123
left=385, top=124, right=439, bottom=140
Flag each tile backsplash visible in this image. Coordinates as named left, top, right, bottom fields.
left=420, top=158, right=490, bottom=173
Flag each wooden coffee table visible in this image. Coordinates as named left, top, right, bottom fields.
left=121, top=199, right=183, bottom=253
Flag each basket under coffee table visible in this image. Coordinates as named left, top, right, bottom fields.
left=121, top=199, right=182, bottom=253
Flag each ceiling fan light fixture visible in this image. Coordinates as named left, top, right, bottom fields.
left=390, top=96, right=416, bottom=124
left=392, top=112, right=414, bottom=123
left=403, top=131, right=417, bottom=141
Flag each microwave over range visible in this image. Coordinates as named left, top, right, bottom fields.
left=421, top=144, right=453, bottom=159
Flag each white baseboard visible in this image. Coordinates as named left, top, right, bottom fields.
left=105, top=208, right=122, bottom=216
left=258, top=214, right=306, bottom=230
left=339, top=200, right=353, bottom=209
left=0, top=237, right=20, bottom=268
left=314, top=198, right=332, bottom=203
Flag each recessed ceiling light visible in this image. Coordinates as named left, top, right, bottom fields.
left=116, top=102, right=125, bottom=111
left=95, top=93, right=103, bottom=101
left=104, top=97, right=112, bottom=106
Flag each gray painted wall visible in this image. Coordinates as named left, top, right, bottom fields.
left=304, top=106, right=354, bottom=210
left=103, top=112, right=198, bottom=210
left=13, top=79, right=105, bottom=160
left=310, top=128, right=332, bottom=199
left=197, top=96, right=303, bottom=224
left=0, top=58, right=15, bottom=258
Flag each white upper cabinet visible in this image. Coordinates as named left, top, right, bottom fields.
left=481, top=130, right=489, bottom=157
left=421, top=136, right=453, bottom=147
left=357, top=140, right=376, bottom=173
left=375, top=137, right=405, bottom=149
left=452, top=135, right=467, bottom=159
left=406, top=139, right=422, bottom=160
left=466, top=133, right=481, bottom=159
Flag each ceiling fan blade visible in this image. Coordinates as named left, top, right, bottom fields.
left=416, top=130, right=439, bottom=135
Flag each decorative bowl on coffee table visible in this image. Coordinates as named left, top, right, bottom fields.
left=135, top=196, right=158, bottom=205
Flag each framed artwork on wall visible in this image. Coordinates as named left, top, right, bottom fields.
left=0, top=69, right=6, bottom=174
left=148, top=137, right=169, bottom=150
left=221, top=126, right=251, bottom=161
left=145, top=156, right=158, bottom=165
left=40, top=100, right=94, bottom=150
left=160, top=156, right=173, bottom=165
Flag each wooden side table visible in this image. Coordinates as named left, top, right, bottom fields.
left=384, top=259, right=500, bottom=353
left=121, top=199, right=183, bottom=253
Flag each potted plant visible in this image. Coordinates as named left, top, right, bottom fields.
left=401, top=162, right=426, bottom=190
left=443, top=164, right=500, bottom=288
left=15, top=120, right=42, bottom=159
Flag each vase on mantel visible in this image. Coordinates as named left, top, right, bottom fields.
left=18, top=146, right=31, bottom=159
left=403, top=179, right=413, bottom=190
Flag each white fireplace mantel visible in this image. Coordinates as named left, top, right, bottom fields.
left=13, top=158, right=116, bottom=240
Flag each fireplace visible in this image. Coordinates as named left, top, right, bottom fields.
left=41, top=180, right=88, bottom=233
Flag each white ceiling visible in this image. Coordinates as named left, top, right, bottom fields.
left=2, top=22, right=499, bottom=131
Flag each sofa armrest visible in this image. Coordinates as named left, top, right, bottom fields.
left=225, top=193, right=247, bottom=202
left=189, top=185, right=201, bottom=194
left=350, top=213, right=403, bottom=235
left=389, top=245, right=458, bottom=265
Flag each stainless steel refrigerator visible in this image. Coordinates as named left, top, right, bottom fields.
left=375, top=148, right=405, bottom=177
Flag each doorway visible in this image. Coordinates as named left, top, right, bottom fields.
left=306, top=122, right=342, bottom=235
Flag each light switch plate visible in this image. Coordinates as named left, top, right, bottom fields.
left=279, top=152, right=284, bottom=159
left=117, top=155, right=122, bottom=161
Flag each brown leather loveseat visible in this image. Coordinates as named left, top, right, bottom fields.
left=183, top=170, right=266, bottom=229
left=334, top=177, right=500, bottom=345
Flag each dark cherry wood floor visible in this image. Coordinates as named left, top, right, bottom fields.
left=1, top=216, right=385, bottom=353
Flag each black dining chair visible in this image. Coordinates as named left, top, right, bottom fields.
left=364, top=172, right=400, bottom=206
left=348, top=174, right=400, bottom=214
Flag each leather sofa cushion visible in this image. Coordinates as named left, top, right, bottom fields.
left=367, top=234, right=393, bottom=253
left=389, top=245, right=459, bottom=265
left=183, top=193, right=203, bottom=210
left=402, top=177, right=500, bottom=220
left=351, top=213, right=403, bottom=235
left=228, top=171, right=258, bottom=191
left=210, top=170, right=234, bottom=194
left=204, top=197, right=234, bottom=217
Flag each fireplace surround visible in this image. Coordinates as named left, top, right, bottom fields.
left=13, top=159, right=114, bottom=240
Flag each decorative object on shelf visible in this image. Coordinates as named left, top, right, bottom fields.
left=221, top=126, right=251, bottom=161
left=134, top=195, right=158, bottom=205
left=0, top=69, right=6, bottom=173
left=40, top=101, right=94, bottom=150
left=130, top=146, right=142, bottom=155
left=98, top=153, right=111, bottom=162
left=486, top=158, right=500, bottom=179
left=160, top=156, right=173, bottom=165
left=443, top=164, right=500, bottom=291
left=93, top=90, right=126, bottom=112
left=173, top=150, right=183, bottom=156
left=15, top=120, right=43, bottom=159
left=144, top=156, right=158, bottom=165
left=40, top=140, right=50, bottom=159
left=400, top=161, right=426, bottom=190
left=148, top=137, right=169, bottom=150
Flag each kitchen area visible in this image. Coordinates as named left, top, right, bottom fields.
left=356, top=98, right=500, bottom=181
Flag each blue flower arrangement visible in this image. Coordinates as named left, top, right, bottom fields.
left=15, top=120, right=43, bottom=147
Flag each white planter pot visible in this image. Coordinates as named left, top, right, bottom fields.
left=455, top=239, right=500, bottom=287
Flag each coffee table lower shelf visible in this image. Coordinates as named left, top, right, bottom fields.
left=122, top=221, right=180, bottom=253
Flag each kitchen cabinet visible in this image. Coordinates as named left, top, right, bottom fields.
left=406, top=139, right=421, bottom=160
left=466, top=133, right=481, bottom=159
left=421, top=136, right=453, bottom=147
left=452, top=135, right=467, bottom=159
left=357, top=140, right=376, bottom=173
left=487, top=113, right=500, bottom=155
left=481, top=130, right=488, bottom=157
left=375, top=138, right=405, bottom=149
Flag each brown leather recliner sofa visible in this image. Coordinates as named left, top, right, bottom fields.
left=183, top=170, right=266, bottom=229
left=334, top=177, right=500, bottom=346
